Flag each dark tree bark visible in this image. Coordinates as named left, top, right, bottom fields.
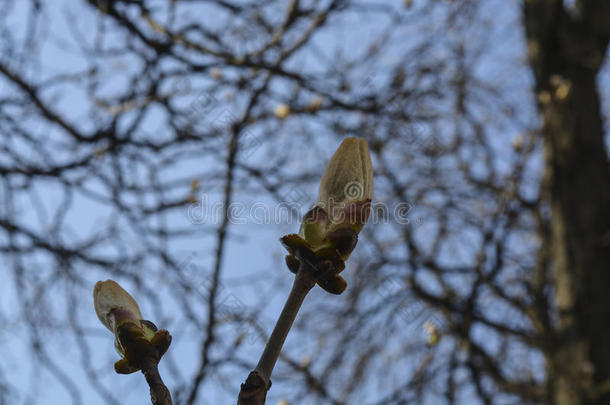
left=523, top=1, right=610, bottom=403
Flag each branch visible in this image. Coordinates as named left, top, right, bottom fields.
left=141, top=357, right=173, bottom=405
left=237, top=263, right=316, bottom=405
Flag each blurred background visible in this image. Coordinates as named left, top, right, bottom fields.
left=0, top=0, right=609, bottom=404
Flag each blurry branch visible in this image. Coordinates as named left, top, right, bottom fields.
left=523, top=0, right=610, bottom=403
left=185, top=128, right=239, bottom=405
left=0, top=63, right=88, bottom=141
left=186, top=78, right=271, bottom=405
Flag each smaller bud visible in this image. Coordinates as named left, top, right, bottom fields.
left=512, top=134, right=524, bottom=152
left=94, top=280, right=142, bottom=333
left=210, top=68, right=222, bottom=80
left=306, top=96, right=324, bottom=112
left=93, top=280, right=171, bottom=374
left=424, top=321, right=440, bottom=347
left=274, top=104, right=291, bottom=119
left=538, top=91, right=551, bottom=105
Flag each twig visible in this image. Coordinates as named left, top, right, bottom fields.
left=141, top=356, right=173, bottom=405
left=238, top=263, right=317, bottom=405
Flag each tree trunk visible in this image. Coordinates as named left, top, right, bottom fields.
left=523, top=1, right=610, bottom=404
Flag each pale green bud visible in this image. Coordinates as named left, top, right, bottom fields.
left=316, top=137, right=373, bottom=215
left=94, top=280, right=142, bottom=333
left=282, top=137, right=374, bottom=294
left=93, top=280, right=171, bottom=374
left=300, top=137, right=373, bottom=250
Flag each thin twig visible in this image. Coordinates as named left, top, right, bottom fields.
left=238, top=263, right=316, bottom=405
left=141, top=356, right=173, bottom=405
